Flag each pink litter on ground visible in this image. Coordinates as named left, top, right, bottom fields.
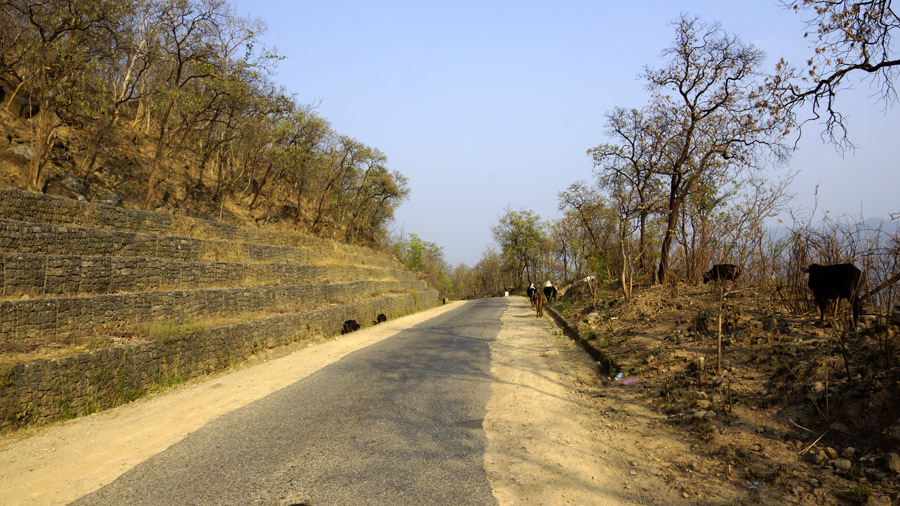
left=618, top=377, right=641, bottom=386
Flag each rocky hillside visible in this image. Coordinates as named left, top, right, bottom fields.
left=548, top=280, right=900, bottom=505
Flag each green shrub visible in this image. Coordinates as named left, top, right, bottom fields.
left=847, top=484, right=870, bottom=505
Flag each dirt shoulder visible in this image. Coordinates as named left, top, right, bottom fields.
left=485, top=296, right=714, bottom=505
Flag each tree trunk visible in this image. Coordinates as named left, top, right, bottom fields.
left=638, top=211, right=647, bottom=271
left=657, top=175, right=683, bottom=284
left=657, top=206, right=679, bottom=284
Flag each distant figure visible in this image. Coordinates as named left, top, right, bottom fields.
left=527, top=283, right=537, bottom=307
left=533, top=290, right=544, bottom=318
left=703, top=264, right=741, bottom=283
left=543, top=281, right=557, bottom=303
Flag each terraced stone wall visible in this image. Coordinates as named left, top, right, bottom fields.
left=0, top=188, right=440, bottom=432
left=0, top=291, right=437, bottom=431
left=0, top=189, right=393, bottom=267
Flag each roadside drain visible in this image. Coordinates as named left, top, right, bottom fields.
left=457, top=418, right=483, bottom=429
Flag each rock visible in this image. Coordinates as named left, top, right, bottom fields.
left=5, top=144, right=33, bottom=162
left=690, top=357, right=706, bottom=373
left=693, top=410, right=708, bottom=420
left=830, top=422, right=849, bottom=433
left=42, top=174, right=91, bottom=201
left=763, top=317, right=778, bottom=331
left=696, top=399, right=711, bottom=410
left=869, top=495, right=892, bottom=506
left=885, top=420, right=900, bottom=441
left=887, top=452, right=900, bottom=474
left=842, top=447, right=856, bottom=459
left=809, top=382, right=826, bottom=401
left=95, top=193, right=122, bottom=207
left=833, top=458, right=852, bottom=471
left=825, top=447, right=839, bottom=460
left=777, top=318, right=790, bottom=332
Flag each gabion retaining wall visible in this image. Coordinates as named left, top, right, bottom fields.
left=1, top=279, right=429, bottom=344
left=0, top=251, right=414, bottom=298
left=0, top=290, right=439, bottom=432
left=0, top=189, right=396, bottom=268
left=0, top=188, right=440, bottom=433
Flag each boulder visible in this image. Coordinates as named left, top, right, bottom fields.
left=42, top=174, right=90, bottom=201
left=832, top=458, right=851, bottom=471
left=5, top=144, right=33, bottom=162
left=887, top=452, right=900, bottom=474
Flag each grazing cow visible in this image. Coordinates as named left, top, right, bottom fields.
left=543, top=282, right=557, bottom=303
left=526, top=283, right=537, bottom=306
left=803, top=263, right=862, bottom=326
left=373, top=313, right=387, bottom=324
left=341, top=319, right=361, bottom=334
left=533, top=290, right=544, bottom=317
left=703, top=264, right=741, bottom=283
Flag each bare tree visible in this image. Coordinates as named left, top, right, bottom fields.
left=644, top=15, right=791, bottom=283
left=774, top=0, right=900, bottom=148
left=588, top=107, right=666, bottom=273
left=142, top=0, right=223, bottom=209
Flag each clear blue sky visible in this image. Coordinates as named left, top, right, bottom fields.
left=231, top=0, right=899, bottom=267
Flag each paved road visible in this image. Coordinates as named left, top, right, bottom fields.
left=72, top=298, right=507, bottom=506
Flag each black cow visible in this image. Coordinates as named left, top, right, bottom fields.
left=543, top=283, right=557, bottom=303
left=374, top=313, right=387, bottom=324
left=526, top=283, right=537, bottom=306
left=803, top=263, right=862, bottom=326
left=703, top=264, right=741, bottom=283
left=341, top=319, right=361, bottom=334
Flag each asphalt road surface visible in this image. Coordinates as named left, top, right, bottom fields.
left=72, top=298, right=507, bottom=506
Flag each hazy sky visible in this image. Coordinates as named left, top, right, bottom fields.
left=231, top=0, right=899, bottom=266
